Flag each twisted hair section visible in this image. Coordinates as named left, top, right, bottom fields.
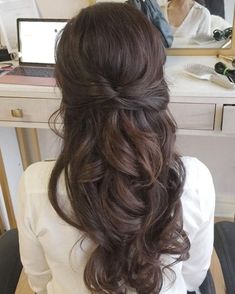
left=49, top=3, right=190, bottom=293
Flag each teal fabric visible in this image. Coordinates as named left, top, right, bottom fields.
left=127, top=0, right=173, bottom=48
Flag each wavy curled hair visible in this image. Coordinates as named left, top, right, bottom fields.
left=49, top=3, right=190, bottom=293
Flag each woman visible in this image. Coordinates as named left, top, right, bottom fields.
left=17, top=3, right=215, bottom=294
left=160, top=0, right=211, bottom=38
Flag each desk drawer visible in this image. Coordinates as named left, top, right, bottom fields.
left=0, top=97, right=59, bottom=123
left=222, top=105, right=235, bottom=134
left=169, top=103, right=215, bottom=130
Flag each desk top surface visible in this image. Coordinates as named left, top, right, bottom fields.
left=0, top=56, right=235, bottom=100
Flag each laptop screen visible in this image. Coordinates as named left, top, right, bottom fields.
left=17, top=19, right=67, bottom=65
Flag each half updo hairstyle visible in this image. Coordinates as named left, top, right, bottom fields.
left=49, top=3, right=190, bottom=293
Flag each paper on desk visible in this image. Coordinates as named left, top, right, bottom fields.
left=0, top=0, right=39, bottom=53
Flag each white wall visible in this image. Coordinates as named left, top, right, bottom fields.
left=224, top=0, right=235, bottom=24
left=36, top=0, right=90, bottom=18
left=176, top=135, right=235, bottom=218
left=0, top=0, right=90, bottom=47
left=0, top=127, right=23, bottom=227
left=37, top=129, right=62, bottom=160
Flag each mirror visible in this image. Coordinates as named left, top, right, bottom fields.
left=94, top=0, right=235, bottom=56
left=158, top=0, right=235, bottom=49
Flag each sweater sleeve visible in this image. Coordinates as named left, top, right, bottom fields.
left=16, top=168, right=52, bottom=294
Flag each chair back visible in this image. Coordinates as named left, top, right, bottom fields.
left=0, top=229, right=22, bottom=294
left=214, top=221, right=235, bottom=294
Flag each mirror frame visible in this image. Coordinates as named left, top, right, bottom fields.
left=89, top=1, right=235, bottom=56
left=168, top=8, right=235, bottom=56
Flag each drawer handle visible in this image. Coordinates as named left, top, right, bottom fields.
left=11, top=109, right=23, bottom=118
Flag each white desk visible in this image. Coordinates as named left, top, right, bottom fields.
left=0, top=56, right=235, bottom=219
left=1, top=56, right=235, bottom=132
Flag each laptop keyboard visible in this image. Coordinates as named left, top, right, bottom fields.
left=8, top=66, right=54, bottom=78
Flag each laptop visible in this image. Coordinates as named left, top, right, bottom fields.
left=0, top=18, right=67, bottom=87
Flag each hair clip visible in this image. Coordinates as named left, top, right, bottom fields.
left=214, top=62, right=235, bottom=83
left=213, top=27, right=233, bottom=41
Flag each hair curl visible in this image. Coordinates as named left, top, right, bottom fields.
left=49, top=3, right=190, bottom=293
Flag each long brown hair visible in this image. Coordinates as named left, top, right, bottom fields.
left=49, top=3, right=190, bottom=293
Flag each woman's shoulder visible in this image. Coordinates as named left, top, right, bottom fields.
left=17, top=161, right=57, bottom=225
left=181, top=156, right=215, bottom=225
left=181, top=156, right=214, bottom=193
left=193, top=1, right=211, bottom=16
left=181, top=156, right=211, bottom=174
left=22, top=160, right=56, bottom=193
